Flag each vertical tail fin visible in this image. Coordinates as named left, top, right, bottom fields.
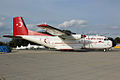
left=13, top=17, right=28, bottom=36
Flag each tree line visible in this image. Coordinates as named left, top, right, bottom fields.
left=0, top=38, right=40, bottom=48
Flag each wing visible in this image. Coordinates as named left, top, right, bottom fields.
left=37, top=24, right=86, bottom=40
left=37, top=24, right=71, bottom=36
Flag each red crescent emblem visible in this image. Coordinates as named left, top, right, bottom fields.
left=44, top=39, right=47, bottom=43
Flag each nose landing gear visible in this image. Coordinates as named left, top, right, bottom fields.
left=104, top=48, right=112, bottom=52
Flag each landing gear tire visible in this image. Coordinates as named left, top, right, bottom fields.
left=104, top=48, right=109, bottom=52
left=108, top=47, right=112, bottom=51
left=104, top=48, right=107, bottom=52
left=104, top=48, right=112, bottom=52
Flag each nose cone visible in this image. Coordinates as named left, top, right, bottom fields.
left=108, top=40, right=113, bottom=47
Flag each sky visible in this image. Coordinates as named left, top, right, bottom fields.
left=0, top=0, right=120, bottom=42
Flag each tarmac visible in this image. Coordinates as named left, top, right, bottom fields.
left=0, top=49, right=120, bottom=80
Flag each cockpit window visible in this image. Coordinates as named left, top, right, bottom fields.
left=104, top=38, right=109, bottom=41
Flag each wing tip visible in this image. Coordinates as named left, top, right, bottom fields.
left=37, top=24, right=49, bottom=27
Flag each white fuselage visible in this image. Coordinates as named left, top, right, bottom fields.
left=81, top=35, right=112, bottom=49
left=20, top=34, right=112, bottom=50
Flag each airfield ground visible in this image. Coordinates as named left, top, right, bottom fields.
left=0, top=49, right=120, bottom=80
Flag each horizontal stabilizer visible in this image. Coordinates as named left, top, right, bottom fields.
left=3, top=35, right=22, bottom=38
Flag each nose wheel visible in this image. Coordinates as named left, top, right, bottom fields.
left=104, top=48, right=112, bottom=52
left=104, top=48, right=107, bottom=52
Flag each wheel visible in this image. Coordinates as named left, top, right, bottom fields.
left=104, top=48, right=109, bottom=52
left=104, top=49, right=106, bottom=52
left=108, top=47, right=112, bottom=51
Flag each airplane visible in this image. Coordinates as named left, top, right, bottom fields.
left=3, top=17, right=112, bottom=51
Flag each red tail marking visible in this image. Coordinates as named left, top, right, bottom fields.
left=13, top=17, right=51, bottom=36
left=13, top=17, right=28, bottom=36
